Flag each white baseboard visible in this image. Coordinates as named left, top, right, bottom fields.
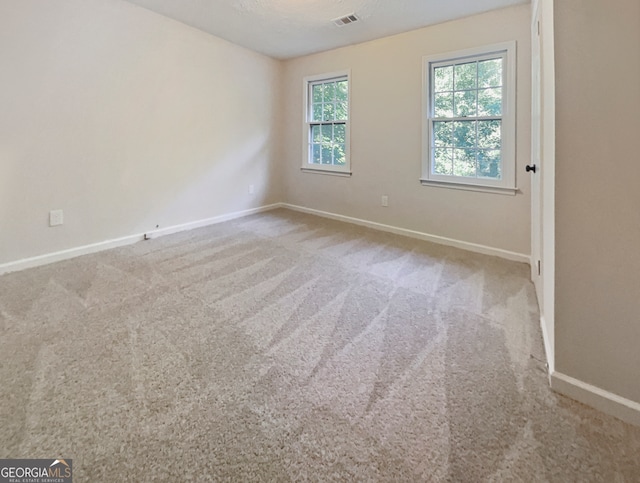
left=143, top=204, right=280, bottom=239
left=1, top=202, right=528, bottom=274
left=0, top=234, right=142, bottom=276
left=0, top=204, right=280, bottom=276
left=551, top=371, right=640, bottom=427
left=280, top=203, right=529, bottom=263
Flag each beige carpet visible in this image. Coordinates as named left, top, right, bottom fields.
left=1, top=209, right=639, bottom=481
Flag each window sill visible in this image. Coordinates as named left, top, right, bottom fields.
left=301, top=167, right=352, bottom=177
left=420, top=178, right=517, bottom=195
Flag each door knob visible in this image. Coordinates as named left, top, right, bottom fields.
left=526, top=164, right=537, bottom=173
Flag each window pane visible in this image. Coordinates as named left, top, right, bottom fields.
left=312, top=84, right=323, bottom=103
left=311, top=144, right=321, bottom=164
left=478, top=150, right=501, bottom=179
left=336, top=80, right=348, bottom=102
left=454, top=62, right=477, bottom=90
left=477, top=120, right=501, bottom=148
left=454, top=90, right=477, bottom=117
left=334, top=124, right=346, bottom=144
left=322, top=103, right=334, bottom=121
left=434, top=66, right=453, bottom=92
left=453, top=149, right=477, bottom=177
left=321, top=124, right=332, bottom=142
left=434, top=148, right=453, bottom=175
left=321, top=145, right=332, bottom=164
left=311, top=125, right=322, bottom=143
left=478, top=88, right=502, bottom=116
left=453, top=121, right=476, bottom=148
left=434, top=92, right=454, bottom=117
left=478, top=59, right=502, bottom=88
left=335, top=102, right=348, bottom=121
left=333, top=145, right=346, bottom=165
left=324, top=82, right=336, bottom=101
left=433, top=121, right=453, bottom=146
left=312, top=103, right=323, bottom=122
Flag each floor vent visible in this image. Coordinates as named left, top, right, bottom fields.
left=333, top=13, right=359, bottom=26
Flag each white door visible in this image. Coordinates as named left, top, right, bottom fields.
left=530, top=1, right=543, bottom=302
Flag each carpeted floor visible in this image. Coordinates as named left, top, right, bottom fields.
left=1, top=209, right=639, bottom=481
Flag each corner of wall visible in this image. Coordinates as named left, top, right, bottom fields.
left=551, top=371, right=640, bottom=427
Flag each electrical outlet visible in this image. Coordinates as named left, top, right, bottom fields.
left=381, top=195, right=389, bottom=207
left=249, top=184, right=255, bottom=195
left=49, top=209, right=64, bottom=227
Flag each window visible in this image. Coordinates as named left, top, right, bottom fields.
left=422, top=42, right=516, bottom=194
left=302, top=71, right=350, bottom=175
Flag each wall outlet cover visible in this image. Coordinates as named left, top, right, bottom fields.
left=49, top=209, right=64, bottom=227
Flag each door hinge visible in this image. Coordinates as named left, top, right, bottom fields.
left=537, top=21, right=540, bottom=36
left=537, top=260, right=541, bottom=276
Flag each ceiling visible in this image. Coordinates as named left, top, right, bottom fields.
left=123, top=0, right=529, bottom=59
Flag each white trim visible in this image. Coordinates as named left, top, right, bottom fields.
left=280, top=203, right=528, bottom=263
left=0, top=234, right=144, bottom=276
left=0, top=204, right=281, bottom=276
left=539, top=314, right=554, bottom=375
left=420, top=179, right=516, bottom=195
left=140, top=204, right=280, bottom=239
left=301, top=168, right=352, bottom=177
left=423, top=41, right=519, bottom=65
left=551, top=371, right=640, bottom=427
left=303, top=70, right=350, bottom=85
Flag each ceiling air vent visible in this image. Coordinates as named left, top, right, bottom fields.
left=333, top=13, right=359, bottom=27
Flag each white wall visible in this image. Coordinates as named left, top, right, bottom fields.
left=282, top=5, right=532, bottom=257
left=0, top=0, right=282, bottom=265
left=554, top=0, right=640, bottom=405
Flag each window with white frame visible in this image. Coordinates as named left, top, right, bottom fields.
left=302, top=71, right=350, bottom=175
left=422, top=42, right=516, bottom=193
